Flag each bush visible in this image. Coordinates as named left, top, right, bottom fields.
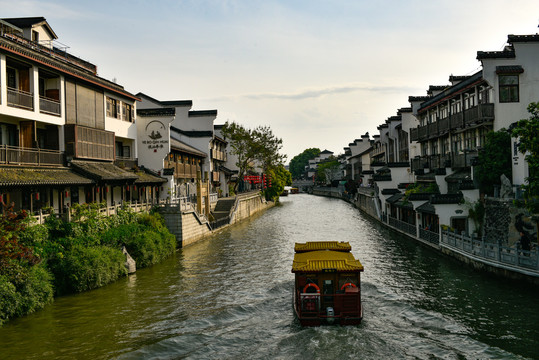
left=124, top=228, right=176, bottom=268
left=0, top=265, right=53, bottom=326
left=49, top=244, right=127, bottom=295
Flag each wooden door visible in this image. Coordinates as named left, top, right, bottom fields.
left=20, top=121, right=36, bottom=148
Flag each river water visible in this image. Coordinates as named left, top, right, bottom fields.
left=1, top=194, right=538, bottom=359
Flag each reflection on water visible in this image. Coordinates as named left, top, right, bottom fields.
left=0, top=194, right=538, bottom=359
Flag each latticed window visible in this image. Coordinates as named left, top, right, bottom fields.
left=499, top=75, right=519, bottom=103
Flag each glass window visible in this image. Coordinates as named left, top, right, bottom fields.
left=499, top=75, right=519, bottom=103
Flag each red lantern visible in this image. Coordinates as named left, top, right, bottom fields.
left=65, top=191, right=69, bottom=198
left=97, top=187, right=100, bottom=193
left=35, top=193, right=40, bottom=200
left=106, top=187, right=109, bottom=193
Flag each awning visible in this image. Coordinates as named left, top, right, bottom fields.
left=292, top=250, right=363, bottom=273
left=170, top=136, right=207, bottom=158
left=416, top=202, right=436, bottom=214
left=294, top=241, right=351, bottom=253
left=219, top=165, right=238, bottom=176
left=0, top=166, right=94, bottom=187
left=70, top=160, right=138, bottom=184
left=133, top=169, right=167, bottom=185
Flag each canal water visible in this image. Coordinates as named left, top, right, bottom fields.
left=1, top=194, right=538, bottom=359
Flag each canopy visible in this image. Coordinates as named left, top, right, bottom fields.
left=294, top=241, right=351, bottom=253
left=292, top=250, right=364, bottom=273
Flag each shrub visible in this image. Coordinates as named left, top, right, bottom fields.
left=123, top=229, right=176, bottom=268
left=49, top=244, right=127, bottom=295
left=0, top=265, right=53, bottom=326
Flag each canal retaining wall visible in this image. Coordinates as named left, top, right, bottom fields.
left=312, top=187, right=539, bottom=284
left=160, top=192, right=273, bottom=248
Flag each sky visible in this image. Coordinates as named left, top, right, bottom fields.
left=2, top=0, right=539, bottom=162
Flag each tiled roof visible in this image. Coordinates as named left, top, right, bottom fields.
left=137, top=108, right=175, bottom=117
left=70, top=160, right=138, bottom=183
left=0, top=166, right=93, bottom=187
left=133, top=169, right=166, bottom=184
left=294, top=241, right=351, bottom=253
left=188, top=110, right=218, bottom=117
left=416, top=202, right=436, bottom=214
left=476, top=49, right=515, bottom=60
left=495, top=65, right=524, bottom=74
left=170, top=136, right=207, bottom=157
left=171, top=126, right=213, bottom=138
left=292, top=250, right=363, bottom=273
left=508, top=34, right=539, bottom=43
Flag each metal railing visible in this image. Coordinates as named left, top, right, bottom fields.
left=441, top=230, right=539, bottom=272
left=388, top=216, right=417, bottom=236
left=7, top=87, right=33, bottom=110
left=0, top=145, right=64, bottom=166
left=39, top=95, right=61, bottom=116
left=419, top=228, right=440, bottom=245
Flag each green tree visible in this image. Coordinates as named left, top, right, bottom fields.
left=512, top=102, right=539, bottom=215
left=221, top=121, right=286, bottom=192
left=476, top=129, right=512, bottom=196
left=289, top=148, right=321, bottom=179
left=316, top=157, right=341, bottom=185
left=264, top=164, right=292, bottom=201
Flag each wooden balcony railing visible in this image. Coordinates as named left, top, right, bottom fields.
left=0, top=145, right=64, bottom=166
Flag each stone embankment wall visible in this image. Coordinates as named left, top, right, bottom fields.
left=160, top=193, right=273, bottom=248
left=230, top=192, right=271, bottom=225
left=483, top=198, right=512, bottom=245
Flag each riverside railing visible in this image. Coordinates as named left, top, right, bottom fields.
left=388, top=216, right=417, bottom=237
left=419, top=228, right=440, bottom=245
left=441, top=230, right=539, bottom=272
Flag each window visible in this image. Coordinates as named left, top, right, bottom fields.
left=122, top=103, right=134, bottom=122
left=7, top=67, right=16, bottom=88
left=499, top=75, right=519, bottom=103
left=32, top=30, right=39, bottom=43
left=106, top=97, right=118, bottom=118
left=479, top=86, right=490, bottom=104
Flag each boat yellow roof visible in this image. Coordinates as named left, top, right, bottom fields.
left=294, top=241, right=352, bottom=253
left=292, top=250, right=364, bottom=273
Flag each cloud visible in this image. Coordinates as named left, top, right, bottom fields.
left=207, top=84, right=419, bottom=102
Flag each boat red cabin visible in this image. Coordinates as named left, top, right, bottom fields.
left=292, top=241, right=364, bottom=326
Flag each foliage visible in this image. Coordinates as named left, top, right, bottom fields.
left=403, top=182, right=440, bottom=203
left=476, top=129, right=512, bottom=196
left=48, top=244, right=127, bottom=294
left=0, top=204, right=177, bottom=323
left=316, top=157, right=341, bottom=184
left=465, top=200, right=485, bottom=237
left=0, top=264, right=54, bottom=326
left=289, top=148, right=321, bottom=179
left=0, top=210, right=39, bottom=283
left=263, top=164, right=292, bottom=201
left=221, top=121, right=286, bottom=192
left=512, top=102, right=539, bottom=214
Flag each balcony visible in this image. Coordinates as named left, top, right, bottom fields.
left=450, top=112, right=463, bottom=129
left=7, top=87, right=33, bottom=110
left=164, top=160, right=198, bottom=179
left=427, top=122, right=438, bottom=138
left=39, top=95, right=61, bottom=116
left=0, top=145, right=64, bottom=166
left=452, top=150, right=478, bottom=168
left=212, top=171, right=220, bottom=182
left=464, top=103, right=494, bottom=126
left=211, top=149, right=227, bottom=162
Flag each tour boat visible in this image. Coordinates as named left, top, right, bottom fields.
left=292, top=241, right=364, bottom=326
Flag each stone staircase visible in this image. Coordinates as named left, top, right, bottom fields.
left=211, top=198, right=236, bottom=220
